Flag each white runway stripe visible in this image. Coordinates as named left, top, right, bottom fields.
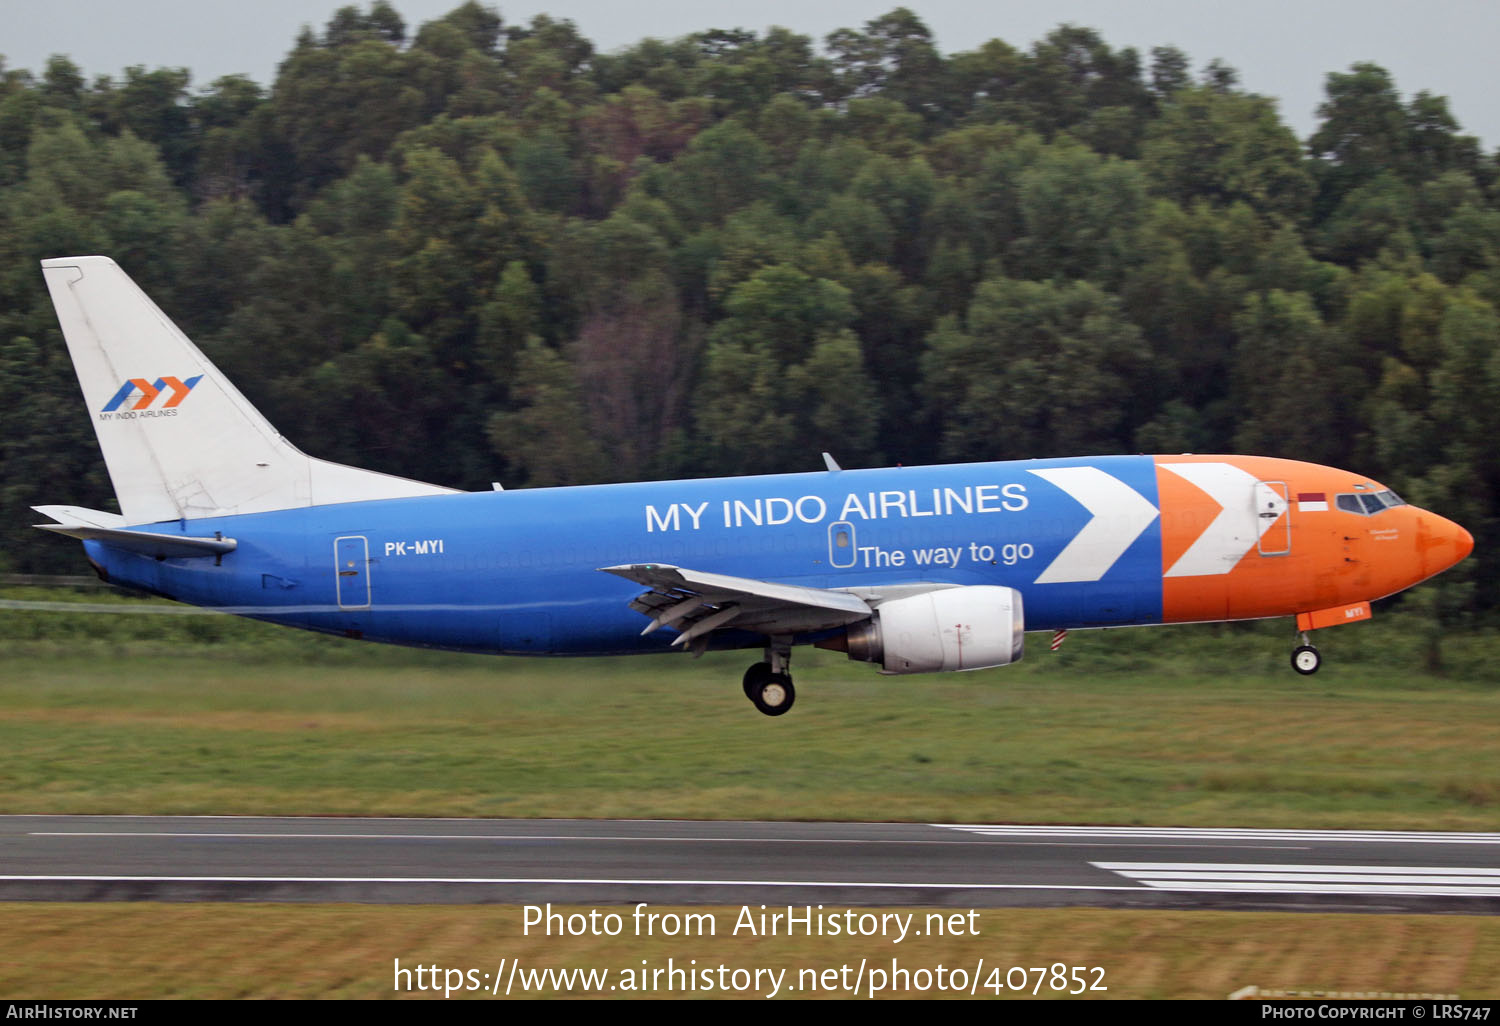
left=1091, top=861, right=1500, bottom=897
left=938, top=824, right=1500, bottom=844
left=1095, top=862, right=1500, bottom=876
left=1110, top=881, right=1500, bottom=897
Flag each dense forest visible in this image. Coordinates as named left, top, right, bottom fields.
left=1, top=3, right=1496, bottom=622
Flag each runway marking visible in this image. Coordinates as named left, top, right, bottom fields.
left=941, top=825, right=1500, bottom=844
left=23, top=831, right=1303, bottom=849
left=1093, top=862, right=1500, bottom=897
left=7, top=872, right=1498, bottom=898
left=1097, top=862, right=1500, bottom=875
left=11, top=816, right=1497, bottom=842
left=0, top=874, right=1143, bottom=891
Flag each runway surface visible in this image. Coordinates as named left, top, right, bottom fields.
left=3, top=816, right=1499, bottom=912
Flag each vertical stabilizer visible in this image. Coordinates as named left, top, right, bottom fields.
left=42, top=256, right=456, bottom=524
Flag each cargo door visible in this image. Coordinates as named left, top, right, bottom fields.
left=1254, top=481, right=1290, bottom=556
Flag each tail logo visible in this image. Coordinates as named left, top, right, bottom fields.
left=99, top=376, right=203, bottom=417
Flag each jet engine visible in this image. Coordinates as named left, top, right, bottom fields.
left=827, top=585, right=1024, bottom=674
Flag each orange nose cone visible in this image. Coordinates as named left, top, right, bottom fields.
left=1455, top=522, right=1475, bottom=564
left=1422, top=514, right=1474, bottom=578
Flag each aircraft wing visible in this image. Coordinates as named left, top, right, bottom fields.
left=601, top=563, right=872, bottom=648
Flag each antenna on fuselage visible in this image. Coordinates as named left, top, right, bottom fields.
left=821, top=452, right=842, bottom=472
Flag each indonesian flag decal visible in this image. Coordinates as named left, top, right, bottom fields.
left=1297, top=492, right=1329, bottom=512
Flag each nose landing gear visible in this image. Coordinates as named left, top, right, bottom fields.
left=1291, top=632, right=1321, bottom=675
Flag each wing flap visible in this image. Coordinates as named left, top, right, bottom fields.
left=601, top=563, right=872, bottom=644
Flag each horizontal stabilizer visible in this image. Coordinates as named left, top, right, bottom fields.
left=34, top=524, right=236, bottom=559
left=33, top=507, right=234, bottom=559
left=30, top=505, right=127, bottom=530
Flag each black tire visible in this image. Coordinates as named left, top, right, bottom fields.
left=749, top=673, right=795, bottom=716
left=1291, top=644, right=1321, bottom=675
left=742, top=662, right=771, bottom=699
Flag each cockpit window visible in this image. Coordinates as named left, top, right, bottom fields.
left=1337, top=490, right=1406, bottom=516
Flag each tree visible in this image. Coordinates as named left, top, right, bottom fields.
left=93, top=66, right=196, bottom=184
left=427, top=1, right=500, bottom=55
left=267, top=9, right=432, bottom=207
left=692, top=264, right=878, bottom=473
left=487, top=340, right=608, bottom=485
left=826, top=8, right=947, bottom=118
left=1014, top=25, right=1150, bottom=138
left=191, top=75, right=266, bottom=200
left=1309, top=63, right=1412, bottom=185
left=1142, top=86, right=1312, bottom=222
left=1308, top=63, right=1481, bottom=223
left=1314, top=172, right=1416, bottom=266
left=1148, top=46, right=1190, bottom=98
left=1360, top=281, right=1499, bottom=634
left=503, top=13, right=595, bottom=112
left=577, top=86, right=710, bottom=211
left=568, top=279, right=693, bottom=481
left=849, top=152, right=935, bottom=278
left=714, top=263, right=855, bottom=364
left=665, top=120, right=771, bottom=226
left=948, top=39, right=1022, bottom=124
left=1010, top=141, right=1147, bottom=285
left=923, top=277, right=1149, bottom=462
left=1228, top=290, right=1362, bottom=466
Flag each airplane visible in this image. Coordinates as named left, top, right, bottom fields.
left=34, top=256, right=1474, bottom=715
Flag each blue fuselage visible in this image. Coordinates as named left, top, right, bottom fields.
left=86, top=456, right=1174, bottom=654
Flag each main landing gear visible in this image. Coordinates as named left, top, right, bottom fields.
left=743, top=638, right=795, bottom=716
left=1291, top=632, right=1321, bottom=675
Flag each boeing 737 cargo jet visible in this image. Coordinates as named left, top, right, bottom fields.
left=34, top=257, right=1474, bottom=715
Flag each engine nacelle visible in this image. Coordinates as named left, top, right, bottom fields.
left=840, top=585, right=1024, bottom=674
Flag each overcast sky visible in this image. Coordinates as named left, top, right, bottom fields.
left=4, top=0, right=1497, bottom=147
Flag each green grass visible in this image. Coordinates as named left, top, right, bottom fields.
left=1, top=587, right=1497, bottom=826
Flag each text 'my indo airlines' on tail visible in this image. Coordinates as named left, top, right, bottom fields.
left=34, top=256, right=1473, bottom=715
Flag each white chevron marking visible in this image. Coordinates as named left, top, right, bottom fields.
left=1029, top=467, right=1159, bottom=584
left=1160, top=462, right=1274, bottom=578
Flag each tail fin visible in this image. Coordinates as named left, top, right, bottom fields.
left=41, top=256, right=457, bottom=524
